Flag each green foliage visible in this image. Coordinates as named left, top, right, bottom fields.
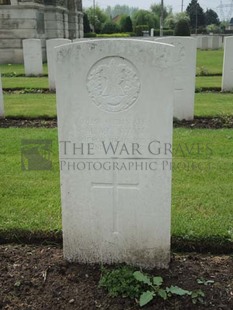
left=99, top=269, right=205, bottom=307
left=84, top=32, right=96, bottom=38
left=206, top=24, right=221, bottom=34
left=86, top=6, right=109, bottom=33
left=197, top=277, right=215, bottom=285
left=165, top=14, right=175, bottom=29
left=83, top=13, right=91, bottom=33
left=191, top=290, right=205, bottom=304
left=205, top=9, right=220, bottom=26
left=97, top=33, right=130, bottom=38
left=135, top=25, right=149, bottom=36
left=165, top=12, right=190, bottom=30
left=167, top=286, right=191, bottom=296
left=119, top=15, right=133, bottom=32
left=196, top=66, right=209, bottom=76
left=150, top=3, right=172, bottom=20
left=101, top=21, right=120, bottom=34
left=174, top=19, right=191, bottom=36
left=139, top=291, right=154, bottom=307
left=153, top=29, right=174, bottom=36
left=132, top=9, right=159, bottom=30
left=99, top=266, right=143, bottom=299
left=186, top=0, right=205, bottom=29
left=105, top=4, right=138, bottom=18
left=174, top=12, right=190, bottom=23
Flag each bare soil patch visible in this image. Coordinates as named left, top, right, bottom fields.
left=0, top=244, right=232, bottom=310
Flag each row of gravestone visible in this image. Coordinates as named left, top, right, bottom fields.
left=196, top=35, right=223, bottom=50
left=18, top=36, right=233, bottom=121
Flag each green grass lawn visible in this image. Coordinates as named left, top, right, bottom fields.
left=2, top=77, right=48, bottom=89
left=196, top=49, right=223, bottom=75
left=4, top=92, right=233, bottom=118
left=195, top=93, right=233, bottom=117
left=0, top=128, right=232, bottom=241
left=4, top=94, right=56, bottom=118
left=0, top=64, right=48, bottom=75
left=196, top=76, right=222, bottom=89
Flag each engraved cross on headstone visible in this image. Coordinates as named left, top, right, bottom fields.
left=92, top=171, right=139, bottom=234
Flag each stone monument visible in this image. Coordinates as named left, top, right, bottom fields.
left=55, top=39, right=174, bottom=269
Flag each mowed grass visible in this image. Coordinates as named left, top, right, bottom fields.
left=0, top=128, right=61, bottom=232
left=0, top=63, right=48, bottom=75
left=196, top=76, right=222, bottom=89
left=195, top=93, right=233, bottom=117
left=3, top=92, right=233, bottom=118
left=2, top=77, right=48, bottom=89
left=0, top=128, right=232, bottom=240
left=196, top=49, right=223, bottom=75
left=4, top=94, right=56, bottom=118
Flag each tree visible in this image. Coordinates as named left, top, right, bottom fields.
left=150, top=3, right=172, bottom=20
left=174, top=19, right=191, bottom=36
left=120, top=15, right=133, bottom=32
left=186, top=0, right=205, bottom=29
left=105, top=5, right=138, bottom=18
left=86, top=6, right=109, bottom=33
left=165, top=12, right=190, bottom=30
left=132, top=9, right=159, bottom=30
left=83, top=13, right=91, bottom=33
left=205, top=9, right=220, bottom=26
left=101, top=21, right=120, bottom=34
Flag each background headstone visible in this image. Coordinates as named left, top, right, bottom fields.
left=201, top=36, right=209, bottom=50
left=23, top=39, right=43, bottom=76
left=46, top=39, right=71, bottom=90
left=222, top=36, right=233, bottom=91
left=55, top=39, right=174, bottom=268
left=155, top=37, right=197, bottom=120
left=208, top=36, right=220, bottom=50
left=196, top=36, right=202, bottom=49
left=0, top=74, right=4, bottom=118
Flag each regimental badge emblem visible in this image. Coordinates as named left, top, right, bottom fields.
left=87, top=57, right=141, bottom=112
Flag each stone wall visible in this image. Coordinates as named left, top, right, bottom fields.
left=0, top=0, right=83, bottom=63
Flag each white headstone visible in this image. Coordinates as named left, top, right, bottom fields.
left=219, top=36, right=223, bottom=48
left=201, top=36, right=209, bottom=50
left=46, top=39, right=71, bottom=90
left=155, top=37, right=197, bottom=120
left=208, top=36, right=220, bottom=50
left=222, top=36, right=233, bottom=91
left=23, top=39, right=43, bottom=76
left=55, top=39, right=174, bottom=269
left=0, top=74, right=4, bottom=118
left=197, top=36, right=202, bottom=49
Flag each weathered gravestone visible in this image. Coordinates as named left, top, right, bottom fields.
left=46, top=39, right=71, bottom=90
left=23, top=39, right=43, bottom=76
left=196, top=36, right=202, bottom=49
left=201, top=36, right=209, bottom=50
left=208, top=36, right=220, bottom=50
left=55, top=39, right=174, bottom=268
left=222, top=36, right=233, bottom=91
left=0, top=74, right=4, bottom=118
left=155, top=37, right=197, bottom=120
